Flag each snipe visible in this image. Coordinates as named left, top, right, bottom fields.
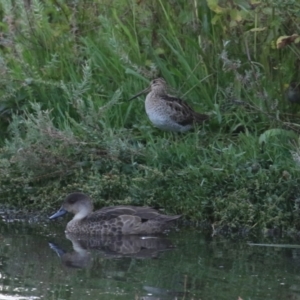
left=129, top=78, right=209, bottom=132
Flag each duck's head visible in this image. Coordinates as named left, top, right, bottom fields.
left=128, top=78, right=167, bottom=100
left=49, top=192, right=94, bottom=221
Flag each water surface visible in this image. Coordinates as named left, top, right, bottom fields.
left=0, top=221, right=300, bottom=300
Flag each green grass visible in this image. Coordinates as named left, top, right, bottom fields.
left=1, top=0, right=300, bottom=231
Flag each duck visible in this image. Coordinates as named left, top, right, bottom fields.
left=49, top=192, right=181, bottom=235
left=129, top=78, right=209, bottom=132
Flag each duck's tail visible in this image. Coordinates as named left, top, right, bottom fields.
left=163, top=214, right=182, bottom=222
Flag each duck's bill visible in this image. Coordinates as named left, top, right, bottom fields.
left=49, top=207, right=68, bottom=220
left=128, top=87, right=150, bottom=100
left=48, top=242, right=66, bottom=257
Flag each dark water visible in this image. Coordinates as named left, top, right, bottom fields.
left=0, top=221, right=300, bottom=300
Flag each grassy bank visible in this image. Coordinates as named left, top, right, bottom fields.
left=1, top=0, right=300, bottom=231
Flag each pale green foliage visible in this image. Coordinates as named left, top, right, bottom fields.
left=0, top=98, right=146, bottom=210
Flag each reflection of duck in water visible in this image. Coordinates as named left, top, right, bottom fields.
left=69, top=233, right=176, bottom=259
left=49, top=233, right=176, bottom=269
left=49, top=193, right=181, bottom=235
left=49, top=237, right=91, bottom=269
left=140, top=285, right=186, bottom=300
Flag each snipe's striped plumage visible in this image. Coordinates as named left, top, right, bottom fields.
left=129, top=78, right=209, bottom=132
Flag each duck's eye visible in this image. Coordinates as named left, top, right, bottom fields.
left=67, top=196, right=78, bottom=204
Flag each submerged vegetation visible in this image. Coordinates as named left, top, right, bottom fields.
left=1, top=0, right=300, bottom=231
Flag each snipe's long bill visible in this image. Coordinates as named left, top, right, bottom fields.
left=129, top=78, right=209, bottom=132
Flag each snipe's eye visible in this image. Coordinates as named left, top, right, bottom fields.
left=152, top=78, right=163, bottom=84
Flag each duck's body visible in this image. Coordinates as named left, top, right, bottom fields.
left=129, top=78, right=209, bottom=132
left=49, top=193, right=181, bottom=235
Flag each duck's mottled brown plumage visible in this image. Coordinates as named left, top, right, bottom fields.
left=49, top=192, right=181, bottom=235
left=129, top=78, right=209, bottom=132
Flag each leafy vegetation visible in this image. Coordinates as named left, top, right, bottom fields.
left=1, top=0, right=300, bottom=231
